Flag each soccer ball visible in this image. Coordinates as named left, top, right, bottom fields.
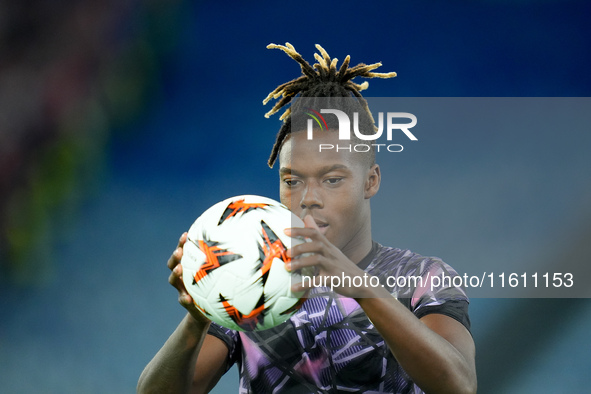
left=181, top=195, right=307, bottom=331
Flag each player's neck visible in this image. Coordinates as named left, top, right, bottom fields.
left=342, top=221, right=373, bottom=265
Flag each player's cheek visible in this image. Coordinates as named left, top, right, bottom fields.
left=279, top=187, right=293, bottom=209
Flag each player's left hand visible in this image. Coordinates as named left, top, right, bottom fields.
left=285, top=215, right=379, bottom=299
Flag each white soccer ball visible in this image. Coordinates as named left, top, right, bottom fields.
left=181, top=195, right=307, bottom=331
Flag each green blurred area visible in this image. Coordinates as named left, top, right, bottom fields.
left=0, top=0, right=186, bottom=284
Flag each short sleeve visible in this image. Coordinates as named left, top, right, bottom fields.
left=207, top=322, right=241, bottom=371
left=408, top=258, right=471, bottom=332
left=367, top=246, right=471, bottom=333
left=414, top=299, right=471, bottom=332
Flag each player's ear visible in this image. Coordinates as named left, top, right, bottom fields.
left=364, top=164, right=381, bottom=199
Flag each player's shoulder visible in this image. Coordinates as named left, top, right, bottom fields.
left=371, top=243, right=469, bottom=304
left=369, top=243, right=450, bottom=277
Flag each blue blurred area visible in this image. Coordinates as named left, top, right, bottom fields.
left=1, top=0, right=591, bottom=392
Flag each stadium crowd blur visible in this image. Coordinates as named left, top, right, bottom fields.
left=0, top=0, right=181, bottom=284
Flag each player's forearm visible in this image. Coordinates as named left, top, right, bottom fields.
left=356, top=290, right=476, bottom=394
left=137, top=313, right=211, bottom=394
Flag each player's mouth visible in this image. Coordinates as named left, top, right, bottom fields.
left=312, top=218, right=329, bottom=235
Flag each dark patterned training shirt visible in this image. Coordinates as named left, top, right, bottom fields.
left=208, top=242, right=470, bottom=394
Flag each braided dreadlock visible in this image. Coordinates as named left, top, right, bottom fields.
left=264, top=43, right=397, bottom=168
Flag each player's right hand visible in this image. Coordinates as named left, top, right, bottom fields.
left=167, top=232, right=210, bottom=324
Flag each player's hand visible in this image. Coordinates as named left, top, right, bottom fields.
left=285, top=215, right=378, bottom=299
left=167, top=232, right=210, bottom=324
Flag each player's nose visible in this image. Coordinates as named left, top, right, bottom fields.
left=299, top=184, right=323, bottom=211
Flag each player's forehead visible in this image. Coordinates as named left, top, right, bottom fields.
left=278, top=130, right=360, bottom=175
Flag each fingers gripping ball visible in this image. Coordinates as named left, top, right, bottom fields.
left=181, top=195, right=307, bottom=331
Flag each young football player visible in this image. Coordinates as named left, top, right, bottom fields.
left=138, top=43, right=476, bottom=394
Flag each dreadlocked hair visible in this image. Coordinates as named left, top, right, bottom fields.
left=264, top=42, right=397, bottom=167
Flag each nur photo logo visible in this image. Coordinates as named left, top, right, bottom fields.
left=304, top=108, right=418, bottom=153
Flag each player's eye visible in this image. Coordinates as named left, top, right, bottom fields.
left=324, top=177, right=343, bottom=185
left=283, top=178, right=301, bottom=187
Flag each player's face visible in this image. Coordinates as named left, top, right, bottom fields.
left=278, top=130, right=380, bottom=259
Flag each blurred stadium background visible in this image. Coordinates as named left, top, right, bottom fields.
left=1, top=0, right=590, bottom=392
